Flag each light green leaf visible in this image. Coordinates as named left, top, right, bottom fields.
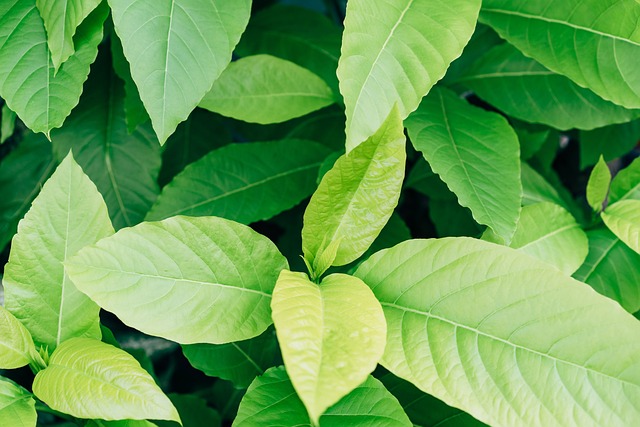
left=3, top=153, right=114, bottom=351
left=574, top=227, right=640, bottom=313
left=51, top=48, right=161, bottom=230
left=458, top=43, right=640, bottom=130
left=302, top=107, right=405, bottom=268
left=586, top=156, right=612, bottom=212
left=0, top=104, right=16, bottom=144
left=610, top=157, right=640, bottom=203
left=233, top=367, right=412, bottom=427
left=200, top=55, right=334, bottom=124
left=33, top=338, right=179, bottom=422
left=338, top=0, right=481, bottom=151
left=602, top=200, right=640, bottom=254
left=147, top=139, right=331, bottom=222
left=355, top=237, right=640, bottom=427
left=0, top=306, right=36, bottom=370
left=480, top=0, right=640, bottom=109
left=0, top=377, right=36, bottom=427
left=35, top=0, right=102, bottom=72
left=406, top=87, right=521, bottom=242
left=108, top=0, right=251, bottom=143
left=0, top=0, right=107, bottom=135
left=65, top=216, right=288, bottom=344
left=86, top=420, right=157, bottom=427
left=271, top=271, right=386, bottom=424
left=579, top=120, right=640, bottom=170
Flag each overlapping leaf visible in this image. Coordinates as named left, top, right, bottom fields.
left=0, top=306, right=36, bottom=370
left=0, top=377, right=36, bottom=427
left=580, top=120, right=640, bottom=170
left=610, top=157, right=640, bottom=203
left=586, top=157, right=611, bottom=212
left=602, top=200, right=640, bottom=254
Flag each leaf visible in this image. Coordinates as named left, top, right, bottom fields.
left=574, top=227, right=640, bottom=313
left=35, top=0, right=102, bottom=71
left=156, top=394, right=220, bottom=427
left=337, top=0, right=481, bottom=150
left=458, top=43, right=640, bottom=130
left=271, top=271, right=386, bottom=423
left=302, top=107, right=405, bottom=268
left=610, top=157, right=640, bottom=203
left=430, top=200, right=482, bottom=238
left=200, top=55, right=334, bottom=124
left=601, top=199, right=640, bottom=254
left=521, top=162, right=569, bottom=209
left=65, top=216, right=288, bottom=344
left=579, top=120, right=640, bottom=170
left=233, top=367, right=412, bottom=427
left=0, top=0, right=107, bottom=135
left=406, top=87, right=522, bottom=242
left=3, top=153, right=114, bottom=351
left=33, top=338, right=179, bottom=422
left=0, top=377, right=36, bottom=427
left=355, top=237, right=640, bottom=426
left=0, top=104, right=16, bottom=144
left=51, top=46, right=161, bottom=230
left=182, top=328, right=280, bottom=388
left=86, top=420, right=157, bottom=427
left=586, top=156, right=612, bottom=212
left=147, top=139, right=331, bottom=223
left=108, top=0, right=251, bottom=143
left=0, top=306, right=36, bottom=370
left=480, top=0, right=640, bottom=109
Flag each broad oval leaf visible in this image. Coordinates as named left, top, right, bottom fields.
left=338, top=0, right=481, bottom=151
left=610, top=157, right=640, bottom=203
left=586, top=156, right=611, bottom=212
left=302, top=107, right=405, bottom=268
left=3, top=153, right=114, bottom=351
left=271, top=271, right=386, bottom=424
left=147, top=139, right=332, bottom=223
left=0, top=377, right=36, bottom=427
left=65, top=216, right=288, bottom=344
left=480, top=0, right=640, bottom=109
left=233, top=367, right=412, bottom=427
left=355, top=237, right=640, bottom=427
left=0, top=306, right=36, bottom=370
left=601, top=200, right=640, bottom=254
left=200, top=55, right=335, bottom=124
left=108, top=0, right=251, bottom=143
left=33, top=338, right=179, bottom=422
left=459, top=43, right=640, bottom=130
left=406, top=86, right=521, bottom=242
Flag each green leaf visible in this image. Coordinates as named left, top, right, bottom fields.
left=406, top=87, right=522, bottom=242
left=430, top=200, right=482, bottom=238
left=147, top=139, right=331, bottom=222
left=514, top=123, right=552, bottom=161
left=302, top=107, right=405, bottom=268
left=0, top=0, right=107, bottom=135
left=601, top=199, right=640, bottom=254
left=355, top=237, right=640, bottom=427
left=200, top=55, right=335, bottom=124
left=574, top=227, right=640, bottom=313
left=610, top=157, right=640, bottom=203
left=108, top=0, right=251, bottom=143
left=586, top=156, right=612, bottom=212
left=65, top=216, right=288, bottom=344
left=35, top=0, right=102, bottom=72
left=480, top=0, right=640, bottom=109
left=233, top=367, right=412, bottom=427
left=521, top=162, right=570, bottom=209
left=51, top=47, right=161, bottom=230
left=0, top=104, right=16, bottom=144
left=182, top=328, right=280, bottom=388
left=580, top=120, right=640, bottom=170
left=0, top=306, right=36, bottom=370
left=458, top=43, right=640, bottom=130
left=157, top=394, right=220, bottom=427
left=86, top=420, right=157, bottom=427
left=338, top=0, right=481, bottom=150
left=33, top=338, right=179, bottom=422
left=271, top=271, right=386, bottom=424
left=0, top=377, right=36, bottom=427
left=3, top=153, right=114, bottom=351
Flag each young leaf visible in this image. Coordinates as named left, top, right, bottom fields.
left=35, top=0, right=102, bottom=72
left=302, top=107, right=405, bottom=268
left=601, top=200, right=640, bottom=254
left=580, top=120, right=640, bottom=170
left=147, top=140, right=331, bottom=222
left=355, top=237, right=640, bottom=427
left=3, top=153, right=114, bottom=351
left=0, top=0, right=107, bottom=135
left=33, top=338, right=180, bottom=422
left=0, top=104, right=16, bottom=144
left=586, top=156, right=612, bottom=212
left=271, top=271, right=386, bottom=424
left=0, top=377, right=36, bottom=427
left=480, top=0, right=640, bottom=109
left=406, top=87, right=522, bottom=242
left=337, top=0, right=481, bottom=150
left=200, top=55, right=335, bottom=124
left=233, top=367, right=412, bottom=427
left=65, top=216, right=288, bottom=344
left=108, top=0, right=251, bottom=143
left=0, top=306, right=36, bottom=370
left=609, top=157, right=640, bottom=203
